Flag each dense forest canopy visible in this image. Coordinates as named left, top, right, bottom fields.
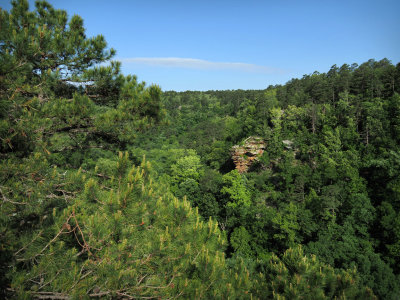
left=1, top=1, right=400, bottom=299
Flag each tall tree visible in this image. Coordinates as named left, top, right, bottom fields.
left=0, top=0, right=115, bottom=154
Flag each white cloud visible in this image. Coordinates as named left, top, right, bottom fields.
left=118, top=57, right=283, bottom=73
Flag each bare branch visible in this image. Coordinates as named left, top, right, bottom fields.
left=0, top=187, right=27, bottom=206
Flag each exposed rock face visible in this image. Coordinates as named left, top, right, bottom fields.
left=231, top=136, right=266, bottom=173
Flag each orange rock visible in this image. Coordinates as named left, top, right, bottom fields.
left=231, top=137, right=266, bottom=173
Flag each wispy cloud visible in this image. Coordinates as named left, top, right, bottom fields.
left=118, top=57, right=284, bottom=73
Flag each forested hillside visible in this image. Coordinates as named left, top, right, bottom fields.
left=1, top=1, right=399, bottom=299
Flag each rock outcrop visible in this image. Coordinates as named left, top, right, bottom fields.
left=231, top=136, right=266, bottom=173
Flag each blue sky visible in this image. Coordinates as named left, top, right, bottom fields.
left=2, top=0, right=400, bottom=91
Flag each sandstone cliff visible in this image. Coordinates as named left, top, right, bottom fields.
left=231, top=136, right=266, bottom=173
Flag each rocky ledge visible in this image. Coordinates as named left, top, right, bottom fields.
left=231, top=136, right=266, bottom=173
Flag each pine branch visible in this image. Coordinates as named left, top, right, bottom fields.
left=0, top=187, right=27, bottom=206
left=38, top=270, right=63, bottom=291
left=28, top=214, right=74, bottom=260
left=67, top=267, right=93, bottom=292
left=87, top=290, right=160, bottom=299
left=80, top=168, right=111, bottom=179
left=14, top=230, right=44, bottom=256
left=71, top=209, right=96, bottom=256
left=29, top=291, right=70, bottom=299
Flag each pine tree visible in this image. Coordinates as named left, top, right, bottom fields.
left=6, top=152, right=254, bottom=299
left=0, top=0, right=115, bottom=154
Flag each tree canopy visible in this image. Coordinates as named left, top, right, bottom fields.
left=1, top=0, right=400, bottom=298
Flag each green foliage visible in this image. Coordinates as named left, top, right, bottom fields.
left=230, top=226, right=252, bottom=257
left=5, top=153, right=254, bottom=299
left=260, top=246, right=376, bottom=299
left=0, top=0, right=113, bottom=156
left=221, top=170, right=251, bottom=208
left=1, top=1, right=399, bottom=297
left=171, top=154, right=203, bottom=183
left=154, top=62, right=399, bottom=297
left=0, top=0, right=115, bottom=98
left=82, top=61, right=125, bottom=106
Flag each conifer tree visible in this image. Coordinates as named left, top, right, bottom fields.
left=0, top=0, right=115, bottom=98
left=0, top=0, right=115, bottom=154
left=6, top=152, right=254, bottom=299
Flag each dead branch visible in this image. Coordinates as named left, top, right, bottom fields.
left=31, top=291, right=70, bottom=299
left=34, top=214, right=73, bottom=259
left=71, top=209, right=93, bottom=256
left=0, top=187, right=27, bottom=206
